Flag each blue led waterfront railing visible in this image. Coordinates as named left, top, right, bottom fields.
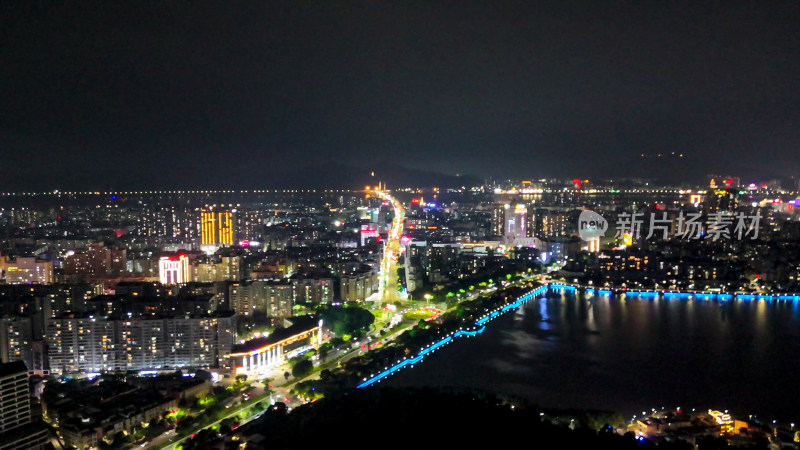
left=356, top=283, right=799, bottom=388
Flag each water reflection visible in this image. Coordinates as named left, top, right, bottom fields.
left=389, top=292, right=800, bottom=421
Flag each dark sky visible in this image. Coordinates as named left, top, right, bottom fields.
left=2, top=1, right=799, bottom=189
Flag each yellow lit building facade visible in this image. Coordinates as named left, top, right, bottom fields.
left=200, top=208, right=235, bottom=247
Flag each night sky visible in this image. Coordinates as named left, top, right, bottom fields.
left=2, top=2, right=799, bottom=190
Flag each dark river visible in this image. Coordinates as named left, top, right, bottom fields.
left=388, top=290, right=800, bottom=421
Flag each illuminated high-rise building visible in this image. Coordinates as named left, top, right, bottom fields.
left=0, top=361, right=50, bottom=449
left=200, top=208, right=235, bottom=248
left=63, top=242, right=126, bottom=280
left=193, top=255, right=241, bottom=282
left=537, top=209, right=570, bottom=238
left=159, top=253, right=191, bottom=285
left=44, top=313, right=237, bottom=373
left=237, top=208, right=268, bottom=241
left=504, top=204, right=527, bottom=238
left=494, top=203, right=529, bottom=238
left=492, top=205, right=506, bottom=236
left=0, top=317, right=34, bottom=371
left=46, top=315, right=117, bottom=373
left=137, top=203, right=198, bottom=239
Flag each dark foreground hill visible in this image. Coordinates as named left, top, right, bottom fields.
left=183, top=387, right=716, bottom=450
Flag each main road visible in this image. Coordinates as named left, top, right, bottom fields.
left=372, top=190, right=405, bottom=303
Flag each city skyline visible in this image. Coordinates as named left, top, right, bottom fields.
left=1, top=178, right=799, bottom=448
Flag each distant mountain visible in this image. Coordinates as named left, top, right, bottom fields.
left=264, top=162, right=482, bottom=189
left=0, top=161, right=482, bottom=192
